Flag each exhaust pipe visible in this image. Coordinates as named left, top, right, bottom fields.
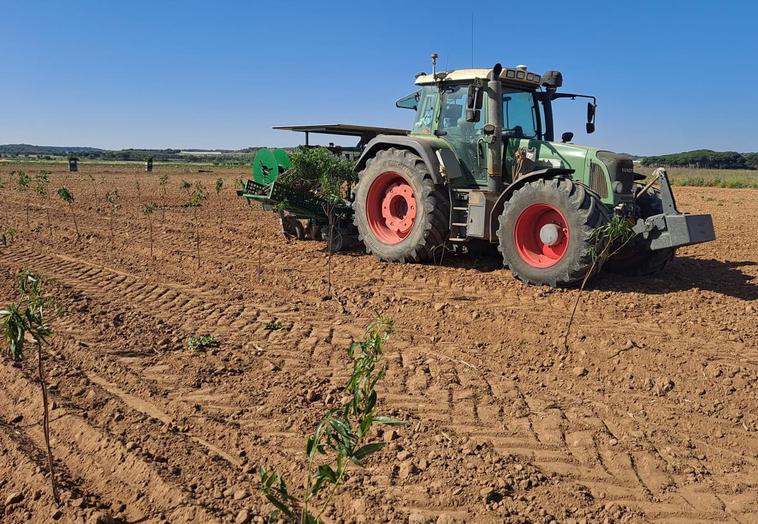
left=486, top=64, right=503, bottom=193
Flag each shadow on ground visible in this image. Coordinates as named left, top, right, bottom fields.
left=595, top=257, right=758, bottom=300
left=333, top=246, right=757, bottom=300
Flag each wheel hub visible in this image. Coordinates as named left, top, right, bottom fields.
left=366, top=172, right=417, bottom=244
left=539, top=223, right=561, bottom=246
left=513, top=203, right=570, bottom=268
left=381, top=183, right=416, bottom=234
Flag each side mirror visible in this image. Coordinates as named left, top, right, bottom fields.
left=586, top=102, right=596, bottom=134
left=561, top=131, right=574, bottom=143
left=466, top=84, right=483, bottom=122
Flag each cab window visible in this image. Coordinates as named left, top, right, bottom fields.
left=396, top=90, right=420, bottom=110
left=413, top=86, right=437, bottom=135
left=440, top=84, right=485, bottom=131
left=503, top=90, right=540, bottom=138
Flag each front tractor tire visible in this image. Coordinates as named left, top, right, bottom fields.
left=353, top=148, right=450, bottom=263
left=605, top=185, right=676, bottom=276
left=497, top=178, right=609, bottom=287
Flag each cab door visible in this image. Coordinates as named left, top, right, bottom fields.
left=502, top=90, right=542, bottom=182
left=438, top=84, right=488, bottom=187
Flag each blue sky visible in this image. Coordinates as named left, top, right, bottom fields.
left=2, top=0, right=756, bottom=154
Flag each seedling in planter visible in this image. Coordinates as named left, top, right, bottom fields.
left=264, top=319, right=283, bottom=331
left=35, top=172, right=52, bottom=237
left=0, top=271, right=60, bottom=505
left=56, top=186, right=80, bottom=240
left=143, top=202, right=157, bottom=260
left=283, top=148, right=357, bottom=299
left=259, top=316, right=404, bottom=523
left=187, top=334, right=220, bottom=351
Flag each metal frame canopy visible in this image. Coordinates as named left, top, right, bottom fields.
left=273, top=123, right=408, bottom=146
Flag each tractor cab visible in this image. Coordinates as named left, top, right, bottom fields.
left=399, top=65, right=620, bottom=204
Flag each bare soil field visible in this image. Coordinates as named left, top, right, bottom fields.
left=0, top=162, right=756, bottom=524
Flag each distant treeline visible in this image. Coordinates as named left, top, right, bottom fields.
left=641, top=149, right=758, bottom=170
left=0, top=144, right=259, bottom=164
left=73, top=148, right=257, bottom=164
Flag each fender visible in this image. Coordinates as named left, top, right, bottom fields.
left=488, top=168, right=574, bottom=239
left=356, top=135, right=463, bottom=185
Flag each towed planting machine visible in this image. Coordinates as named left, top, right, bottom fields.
left=238, top=56, right=715, bottom=287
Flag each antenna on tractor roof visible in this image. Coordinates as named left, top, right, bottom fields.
left=431, top=53, right=438, bottom=77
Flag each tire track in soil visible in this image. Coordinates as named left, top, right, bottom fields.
left=387, top=337, right=753, bottom=522
left=2, top=249, right=756, bottom=521
left=0, top=361, right=219, bottom=523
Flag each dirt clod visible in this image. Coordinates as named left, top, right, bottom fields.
left=5, top=492, right=24, bottom=505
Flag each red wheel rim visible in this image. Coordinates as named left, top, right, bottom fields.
left=513, top=203, right=569, bottom=268
left=366, top=171, right=417, bottom=244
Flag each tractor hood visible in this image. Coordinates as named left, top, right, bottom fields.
left=523, top=141, right=634, bottom=203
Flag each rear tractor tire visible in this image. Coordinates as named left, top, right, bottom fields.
left=605, top=185, right=676, bottom=276
left=497, top=177, right=609, bottom=287
left=353, top=148, right=450, bottom=263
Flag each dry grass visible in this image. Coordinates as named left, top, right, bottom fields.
left=635, top=165, right=758, bottom=188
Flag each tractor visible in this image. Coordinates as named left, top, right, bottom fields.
left=239, top=56, right=715, bottom=287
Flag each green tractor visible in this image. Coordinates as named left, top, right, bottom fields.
left=240, top=56, right=715, bottom=287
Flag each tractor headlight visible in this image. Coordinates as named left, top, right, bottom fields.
left=613, top=181, right=624, bottom=193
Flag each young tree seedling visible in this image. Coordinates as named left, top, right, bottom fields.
left=186, top=334, right=220, bottom=351
left=0, top=227, right=16, bottom=247
left=56, top=186, right=80, bottom=240
left=16, top=170, right=32, bottom=231
left=85, top=172, right=99, bottom=205
left=179, top=179, right=192, bottom=199
left=215, top=177, right=224, bottom=227
left=143, top=202, right=157, bottom=260
left=159, top=174, right=169, bottom=221
left=185, top=181, right=208, bottom=269
left=0, top=174, right=6, bottom=223
left=260, top=316, right=404, bottom=523
left=0, top=271, right=60, bottom=505
left=34, top=171, right=53, bottom=237
left=105, top=190, right=121, bottom=252
left=264, top=319, right=283, bottom=331
left=563, top=214, right=636, bottom=349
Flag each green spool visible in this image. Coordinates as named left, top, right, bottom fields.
left=252, top=148, right=291, bottom=185
left=273, top=149, right=291, bottom=172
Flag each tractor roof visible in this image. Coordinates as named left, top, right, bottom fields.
left=415, top=67, right=542, bottom=89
